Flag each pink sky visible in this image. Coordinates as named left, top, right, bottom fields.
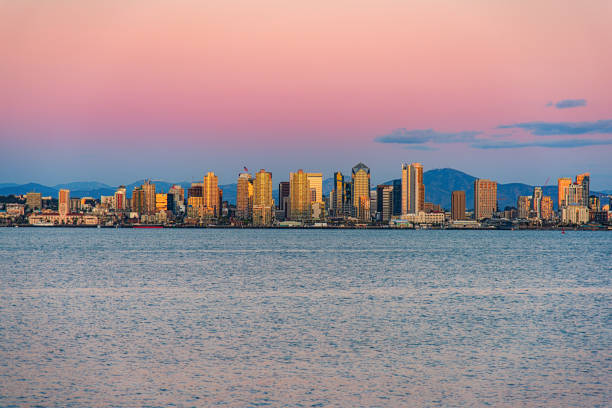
left=1, top=0, right=611, bottom=186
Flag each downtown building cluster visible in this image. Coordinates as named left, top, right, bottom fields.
left=1, top=164, right=610, bottom=228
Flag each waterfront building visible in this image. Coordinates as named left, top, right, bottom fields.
left=132, top=187, right=145, bottom=215
left=566, top=184, right=584, bottom=206
left=557, top=177, right=572, bottom=208
left=474, top=179, right=497, bottom=220
left=59, top=189, right=70, bottom=221
left=588, top=195, right=600, bottom=211
left=561, top=205, right=589, bottom=225
left=352, top=163, right=371, bottom=222
left=541, top=196, right=554, bottom=220
left=343, top=181, right=352, bottom=217
left=203, top=172, right=220, bottom=218
left=253, top=169, right=273, bottom=226
left=330, top=172, right=345, bottom=217
left=168, top=185, right=185, bottom=207
left=392, top=179, right=402, bottom=216
left=306, top=173, right=323, bottom=203
left=451, top=191, right=466, bottom=220
left=278, top=181, right=290, bottom=215
left=376, top=185, right=394, bottom=222
left=156, top=193, right=168, bottom=212
left=236, top=172, right=253, bottom=219
left=289, top=170, right=311, bottom=221
left=142, top=180, right=156, bottom=215
left=26, top=192, right=42, bottom=211
left=401, top=163, right=424, bottom=214
left=532, top=187, right=543, bottom=219
left=114, top=186, right=127, bottom=211
left=369, top=190, right=377, bottom=219
left=576, top=172, right=590, bottom=205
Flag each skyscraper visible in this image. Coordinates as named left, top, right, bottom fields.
left=253, top=169, right=273, bottom=226
left=330, top=172, right=345, bottom=217
left=517, top=196, right=531, bottom=219
left=376, top=185, right=394, bottom=222
left=566, top=184, right=584, bottom=206
left=576, top=172, right=590, bottom=205
left=392, top=179, right=402, bottom=216
left=541, top=196, right=554, bottom=220
left=132, top=186, right=145, bottom=215
left=532, top=187, right=543, bottom=219
left=59, top=189, right=70, bottom=221
left=203, top=172, right=220, bottom=218
left=557, top=177, right=572, bottom=209
left=290, top=170, right=311, bottom=221
left=142, top=180, right=156, bottom=215
left=474, top=179, right=497, bottom=220
left=168, top=185, right=185, bottom=208
left=236, top=172, right=253, bottom=219
left=306, top=173, right=323, bottom=203
left=451, top=190, right=466, bottom=220
left=352, top=163, right=371, bottom=222
left=114, top=186, right=127, bottom=211
left=401, top=163, right=424, bottom=214
left=278, top=181, right=290, bottom=215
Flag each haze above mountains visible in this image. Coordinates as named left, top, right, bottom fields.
left=1, top=168, right=610, bottom=210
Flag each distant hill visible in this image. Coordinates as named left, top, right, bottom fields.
left=1, top=170, right=609, bottom=210
left=0, top=183, right=59, bottom=197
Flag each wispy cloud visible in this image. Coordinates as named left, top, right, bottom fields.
left=498, top=119, right=612, bottom=135
left=375, top=128, right=480, bottom=144
left=546, top=98, right=587, bottom=109
left=472, top=138, right=612, bottom=149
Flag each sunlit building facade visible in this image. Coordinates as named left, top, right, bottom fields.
left=290, top=170, right=311, bottom=221
left=474, top=179, right=497, bottom=220
left=253, top=169, right=273, bottom=226
left=352, top=163, right=371, bottom=222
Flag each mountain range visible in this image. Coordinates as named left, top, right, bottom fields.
left=1, top=169, right=609, bottom=210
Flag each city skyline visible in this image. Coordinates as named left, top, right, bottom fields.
left=1, top=1, right=611, bottom=188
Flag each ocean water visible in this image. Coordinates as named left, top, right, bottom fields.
left=0, top=228, right=610, bottom=407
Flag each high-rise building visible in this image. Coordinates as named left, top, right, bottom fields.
left=168, top=185, right=185, bottom=207
left=290, top=170, right=311, bottom=221
left=156, top=193, right=168, bottom=212
left=541, top=196, right=554, bottom=220
left=114, top=186, right=127, bottom=211
left=566, top=184, right=584, bottom=206
left=278, top=181, right=290, bottom=215
left=557, top=177, right=572, bottom=209
left=26, top=192, right=42, bottom=211
left=132, top=187, right=145, bottom=215
left=401, top=163, right=424, bottom=214
left=306, top=173, right=323, bottom=203
left=236, top=173, right=253, bottom=219
left=451, top=191, right=466, bottom=220
left=187, top=182, right=204, bottom=218
left=532, top=187, right=543, bottom=219
left=576, top=172, right=590, bottom=205
left=392, top=179, right=402, bottom=216
left=376, top=185, right=394, bottom=222
left=352, top=163, right=371, bottom=222
left=142, top=180, right=156, bottom=215
left=253, top=170, right=273, bottom=226
left=203, top=172, right=220, bottom=218
left=330, top=172, right=345, bottom=217
left=343, top=181, right=352, bottom=217
left=588, top=195, right=600, bottom=211
left=474, top=179, right=497, bottom=220
left=59, top=189, right=70, bottom=220
left=517, top=196, right=531, bottom=219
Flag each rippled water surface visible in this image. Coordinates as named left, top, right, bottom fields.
left=0, top=229, right=610, bottom=407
